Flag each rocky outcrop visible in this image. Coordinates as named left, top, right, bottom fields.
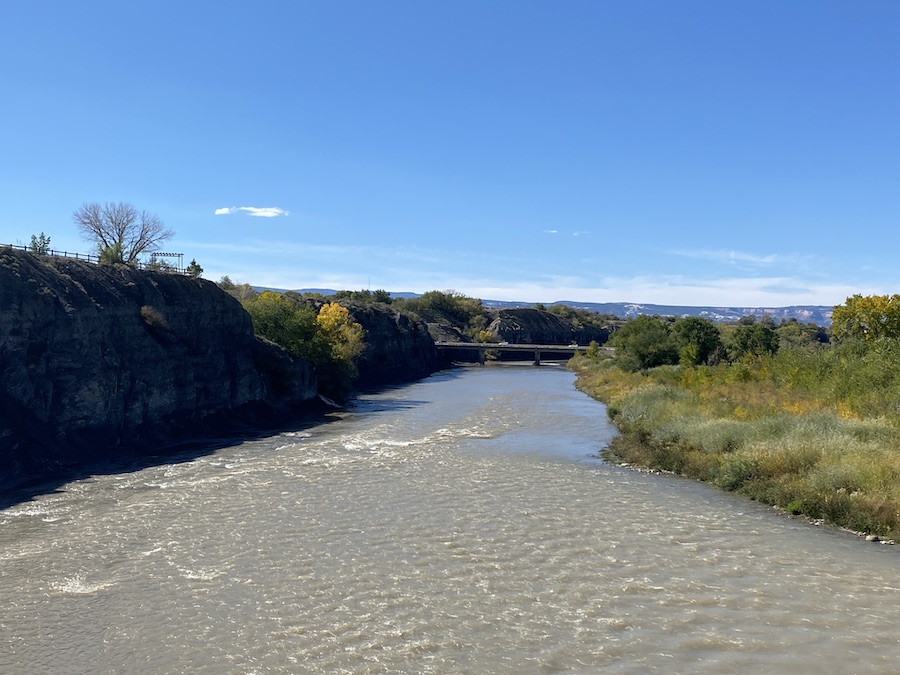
left=345, top=303, right=443, bottom=387
left=488, top=308, right=609, bottom=345
left=0, top=248, right=317, bottom=485
left=425, top=322, right=469, bottom=344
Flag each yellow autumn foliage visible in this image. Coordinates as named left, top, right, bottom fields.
left=832, top=294, right=900, bottom=342
left=316, top=302, right=366, bottom=365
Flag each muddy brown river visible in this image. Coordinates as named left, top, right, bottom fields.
left=1, top=365, right=898, bottom=674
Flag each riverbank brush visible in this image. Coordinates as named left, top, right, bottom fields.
left=571, top=351, right=900, bottom=540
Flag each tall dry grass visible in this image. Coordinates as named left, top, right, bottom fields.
left=572, top=343, right=900, bottom=539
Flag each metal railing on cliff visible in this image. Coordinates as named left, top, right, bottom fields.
left=2, top=243, right=188, bottom=275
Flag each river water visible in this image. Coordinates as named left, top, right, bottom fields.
left=1, top=365, right=899, bottom=674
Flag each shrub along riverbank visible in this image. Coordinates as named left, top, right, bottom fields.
left=571, top=338, right=900, bottom=540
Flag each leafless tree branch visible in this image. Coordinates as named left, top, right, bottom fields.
left=72, top=201, right=173, bottom=264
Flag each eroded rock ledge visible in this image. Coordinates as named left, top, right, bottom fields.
left=0, top=248, right=317, bottom=486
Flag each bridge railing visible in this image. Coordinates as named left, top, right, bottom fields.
left=434, top=341, right=592, bottom=365
left=434, top=341, right=590, bottom=350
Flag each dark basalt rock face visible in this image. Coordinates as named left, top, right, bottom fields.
left=345, top=303, right=443, bottom=387
left=488, top=308, right=610, bottom=345
left=0, top=248, right=317, bottom=486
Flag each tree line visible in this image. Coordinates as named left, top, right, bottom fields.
left=607, top=313, right=829, bottom=371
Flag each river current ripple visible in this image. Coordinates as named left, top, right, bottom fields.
left=1, top=365, right=899, bottom=674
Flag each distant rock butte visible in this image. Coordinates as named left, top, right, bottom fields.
left=488, top=308, right=609, bottom=345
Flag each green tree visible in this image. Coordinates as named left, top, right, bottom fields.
left=242, top=291, right=326, bottom=364
left=832, top=294, right=900, bottom=343
left=372, top=289, right=391, bottom=304
left=399, top=290, right=488, bottom=336
left=329, top=288, right=393, bottom=304
left=28, top=232, right=51, bottom=254
left=186, top=259, right=203, bottom=277
left=98, top=241, right=126, bottom=264
left=146, top=257, right=173, bottom=272
left=726, top=323, right=780, bottom=361
left=547, top=304, right=617, bottom=330
left=672, top=316, right=723, bottom=366
left=242, top=294, right=367, bottom=398
left=73, top=201, right=173, bottom=264
left=776, top=318, right=829, bottom=351
left=610, top=315, right=678, bottom=371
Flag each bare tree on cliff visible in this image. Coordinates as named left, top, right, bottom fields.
left=73, top=201, right=174, bottom=265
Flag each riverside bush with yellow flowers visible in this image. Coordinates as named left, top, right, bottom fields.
left=571, top=339, right=900, bottom=539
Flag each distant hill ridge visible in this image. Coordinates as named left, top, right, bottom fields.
left=289, top=289, right=833, bottom=325
left=485, top=300, right=833, bottom=325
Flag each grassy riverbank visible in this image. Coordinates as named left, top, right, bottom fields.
left=571, top=344, right=900, bottom=540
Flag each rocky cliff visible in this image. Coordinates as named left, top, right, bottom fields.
left=345, top=303, right=443, bottom=387
left=488, top=308, right=610, bottom=345
left=0, top=248, right=317, bottom=485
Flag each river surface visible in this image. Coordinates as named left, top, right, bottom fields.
left=1, top=365, right=899, bottom=674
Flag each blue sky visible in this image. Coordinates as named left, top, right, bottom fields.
left=2, top=1, right=898, bottom=307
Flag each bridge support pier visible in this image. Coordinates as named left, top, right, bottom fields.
left=533, top=349, right=541, bottom=366
left=478, top=349, right=486, bottom=365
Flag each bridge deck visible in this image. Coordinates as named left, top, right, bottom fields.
left=434, top=342, right=588, bottom=351
left=434, top=341, right=589, bottom=365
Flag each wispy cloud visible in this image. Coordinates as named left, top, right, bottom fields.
left=543, top=229, right=590, bottom=236
left=185, top=237, right=860, bottom=307
left=671, top=248, right=813, bottom=268
left=462, top=273, right=857, bottom=307
left=215, top=206, right=289, bottom=218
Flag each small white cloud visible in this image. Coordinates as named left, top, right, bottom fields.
left=572, top=230, right=590, bottom=237
left=215, top=206, right=289, bottom=217
left=543, top=229, right=558, bottom=234
left=241, top=206, right=289, bottom=218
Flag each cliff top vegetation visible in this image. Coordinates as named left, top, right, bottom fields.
left=219, top=282, right=366, bottom=400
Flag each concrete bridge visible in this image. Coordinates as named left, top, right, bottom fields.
left=434, top=341, right=590, bottom=365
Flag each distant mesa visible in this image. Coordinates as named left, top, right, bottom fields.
left=288, top=289, right=833, bottom=325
